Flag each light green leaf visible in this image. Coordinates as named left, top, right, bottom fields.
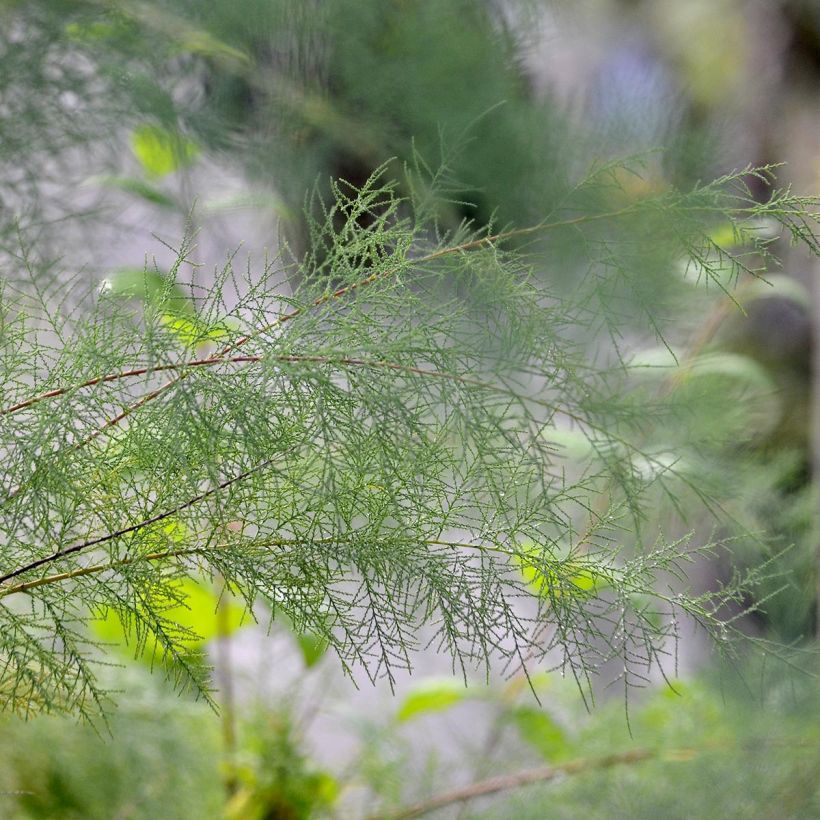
left=100, top=267, right=196, bottom=318
left=628, top=346, right=682, bottom=371
left=174, top=31, right=251, bottom=68
left=541, top=426, right=595, bottom=460
left=200, top=192, right=294, bottom=220
left=396, top=677, right=468, bottom=722
left=631, top=451, right=695, bottom=482
left=630, top=348, right=775, bottom=392
left=64, top=20, right=125, bottom=42
left=88, top=174, right=178, bottom=209
left=275, top=612, right=330, bottom=668
left=686, top=352, right=774, bottom=390
left=510, top=706, right=570, bottom=760
left=93, top=574, right=247, bottom=665
left=131, top=124, right=199, bottom=178
left=541, top=426, right=623, bottom=462
left=744, top=274, right=810, bottom=309
left=514, top=541, right=610, bottom=600
left=295, top=632, right=330, bottom=668
left=159, top=314, right=233, bottom=347
left=709, top=218, right=780, bottom=249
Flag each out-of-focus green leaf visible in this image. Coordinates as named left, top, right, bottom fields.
left=744, top=274, right=810, bottom=309
left=396, top=677, right=468, bottom=722
left=197, top=193, right=296, bottom=221
left=541, top=426, right=595, bottom=460
left=629, top=348, right=781, bottom=438
left=93, top=572, right=247, bottom=666
left=629, top=592, right=664, bottom=629
left=631, top=451, right=695, bottom=482
left=628, top=347, right=682, bottom=371
left=630, top=348, right=774, bottom=391
left=708, top=218, right=779, bottom=249
left=174, top=30, right=251, bottom=67
left=131, top=124, right=199, bottom=178
left=541, top=427, right=624, bottom=463
left=295, top=633, right=329, bottom=668
left=510, top=706, right=570, bottom=761
left=88, top=174, right=178, bottom=209
left=685, top=352, right=774, bottom=390
left=199, top=192, right=294, bottom=220
left=159, top=314, right=233, bottom=347
left=100, top=267, right=195, bottom=318
left=64, top=19, right=129, bottom=42
left=514, top=541, right=610, bottom=600
left=275, top=612, right=330, bottom=668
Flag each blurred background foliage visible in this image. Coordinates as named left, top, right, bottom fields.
left=1, top=0, right=819, bottom=816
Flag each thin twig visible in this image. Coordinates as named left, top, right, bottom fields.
left=0, top=546, right=205, bottom=598
left=0, top=459, right=272, bottom=586
left=0, top=356, right=262, bottom=415
left=374, top=737, right=818, bottom=819
left=374, top=749, right=655, bottom=819
left=0, top=537, right=513, bottom=599
left=32, top=205, right=642, bottom=443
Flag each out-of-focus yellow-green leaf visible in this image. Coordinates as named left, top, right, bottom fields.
left=174, top=30, right=251, bottom=68
left=396, top=677, right=468, bottom=722
left=131, top=124, right=199, bottom=178
left=200, top=192, right=294, bottom=221
left=295, top=632, right=329, bottom=669
left=100, top=267, right=195, bottom=318
left=541, top=426, right=595, bottom=460
left=510, top=705, right=570, bottom=761
left=744, top=274, right=810, bottom=309
left=159, top=314, right=233, bottom=347
left=684, top=352, right=773, bottom=390
left=64, top=19, right=131, bottom=42
left=541, top=426, right=623, bottom=462
left=515, top=541, right=608, bottom=600
left=274, top=612, right=330, bottom=669
left=93, top=573, right=247, bottom=666
left=88, top=174, right=178, bottom=209
left=708, top=220, right=779, bottom=249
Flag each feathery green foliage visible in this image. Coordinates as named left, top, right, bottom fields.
left=2, top=154, right=818, bottom=721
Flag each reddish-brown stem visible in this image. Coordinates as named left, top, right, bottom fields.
left=9, top=206, right=638, bottom=440
left=2, top=354, right=551, bottom=417
left=1, top=356, right=262, bottom=416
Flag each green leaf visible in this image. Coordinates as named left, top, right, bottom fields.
left=159, top=314, right=235, bottom=347
left=200, top=192, right=294, bottom=220
left=88, top=175, right=178, bottom=209
left=631, top=451, right=696, bottom=482
left=628, top=346, right=682, bottom=371
left=173, top=30, right=251, bottom=67
left=686, top=352, right=774, bottom=390
left=541, top=426, right=595, bottom=460
left=708, top=218, right=780, bottom=249
left=514, top=541, right=610, bottom=600
left=396, top=677, right=468, bottom=722
left=510, top=706, right=570, bottom=760
left=131, top=124, right=199, bottom=178
left=64, top=20, right=127, bottom=42
left=629, top=593, right=664, bottom=629
left=274, top=612, right=330, bottom=668
left=744, top=274, right=810, bottom=309
left=295, top=632, right=329, bottom=668
left=100, top=267, right=196, bottom=318
left=93, top=574, right=247, bottom=666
